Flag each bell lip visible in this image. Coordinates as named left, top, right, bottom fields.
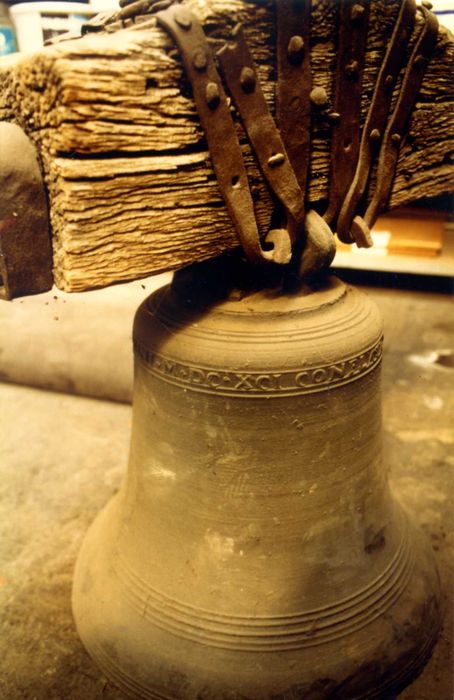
left=72, top=496, right=442, bottom=700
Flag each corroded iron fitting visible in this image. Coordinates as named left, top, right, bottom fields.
left=156, top=1, right=438, bottom=273
left=45, top=0, right=440, bottom=277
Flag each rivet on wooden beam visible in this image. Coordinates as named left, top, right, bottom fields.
left=205, top=82, right=220, bottom=109
left=240, top=67, right=256, bottom=93
left=384, top=75, right=394, bottom=91
left=351, top=4, right=366, bottom=21
left=268, top=153, right=285, bottom=168
left=287, top=35, right=305, bottom=64
left=174, top=7, right=192, bottom=30
left=192, top=48, right=207, bottom=71
left=310, top=86, right=328, bottom=107
left=414, top=55, right=428, bottom=69
left=345, top=60, right=359, bottom=78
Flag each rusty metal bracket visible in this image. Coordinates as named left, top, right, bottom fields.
left=217, top=24, right=305, bottom=247
left=157, top=6, right=292, bottom=266
left=276, top=0, right=311, bottom=195
left=324, top=0, right=370, bottom=228
left=299, top=210, right=336, bottom=278
left=275, top=4, right=335, bottom=277
left=351, top=6, right=439, bottom=242
left=0, top=122, right=53, bottom=299
left=0, top=123, right=53, bottom=300
left=336, top=0, right=417, bottom=245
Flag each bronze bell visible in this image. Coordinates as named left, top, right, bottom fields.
left=72, top=260, right=440, bottom=699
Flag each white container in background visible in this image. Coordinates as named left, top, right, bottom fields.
left=89, top=0, right=117, bottom=11
left=9, top=2, right=95, bottom=52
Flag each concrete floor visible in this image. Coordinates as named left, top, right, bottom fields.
left=0, top=282, right=452, bottom=699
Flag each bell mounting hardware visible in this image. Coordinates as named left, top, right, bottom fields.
left=46, top=0, right=440, bottom=274
left=156, top=0, right=438, bottom=267
left=156, top=8, right=295, bottom=267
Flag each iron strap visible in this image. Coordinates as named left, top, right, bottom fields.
left=217, top=25, right=305, bottom=245
left=275, top=3, right=336, bottom=278
left=276, top=0, right=311, bottom=195
left=336, top=0, right=417, bottom=245
left=324, top=0, right=370, bottom=228
left=352, top=6, right=439, bottom=241
left=157, top=6, right=292, bottom=265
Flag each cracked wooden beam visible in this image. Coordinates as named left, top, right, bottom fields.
left=0, top=0, right=452, bottom=292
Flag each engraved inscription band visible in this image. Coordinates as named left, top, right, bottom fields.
left=134, top=337, right=383, bottom=397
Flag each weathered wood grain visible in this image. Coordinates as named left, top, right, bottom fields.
left=0, top=0, right=452, bottom=291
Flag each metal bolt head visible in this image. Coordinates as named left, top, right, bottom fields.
left=287, top=35, right=305, bottom=64
left=391, top=133, right=402, bottom=146
left=251, top=185, right=260, bottom=201
left=384, top=74, right=394, bottom=91
left=414, top=54, right=428, bottom=69
left=351, top=4, right=365, bottom=21
left=345, top=60, right=359, bottom=78
left=240, top=66, right=256, bottom=93
left=192, top=48, right=207, bottom=71
left=268, top=153, right=285, bottom=168
left=174, top=7, right=192, bottom=30
left=310, top=86, right=328, bottom=108
left=205, top=82, right=220, bottom=110
left=369, top=128, right=381, bottom=142
left=328, top=112, right=341, bottom=123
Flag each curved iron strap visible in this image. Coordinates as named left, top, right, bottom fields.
left=336, top=0, right=417, bottom=246
left=299, top=210, right=336, bottom=278
left=324, top=0, right=370, bottom=228
left=217, top=25, right=305, bottom=249
left=274, top=0, right=335, bottom=277
left=351, top=6, right=439, bottom=243
left=157, top=6, right=294, bottom=266
left=276, top=0, right=312, bottom=195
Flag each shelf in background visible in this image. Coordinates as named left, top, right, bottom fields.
left=333, top=212, right=454, bottom=279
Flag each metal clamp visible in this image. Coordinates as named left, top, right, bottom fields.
left=157, top=6, right=292, bottom=266
left=336, top=0, right=417, bottom=245
left=217, top=25, right=305, bottom=247
left=276, top=0, right=312, bottom=195
left=351, top=5, right=439, bottom=242
left=275, top=2, right=335, bottom=277
left=157, top=1, right=439, bottom=271
left=324, top=0, right=370, bottom=228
